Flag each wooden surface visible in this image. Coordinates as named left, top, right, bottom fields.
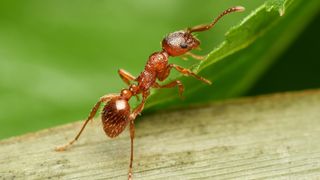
left=1, top=90, right=320, bottom=179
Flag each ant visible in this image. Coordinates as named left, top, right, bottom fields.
left=55, top=6, right=245, bottom=180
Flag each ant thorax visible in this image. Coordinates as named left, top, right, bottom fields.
left=136, top=51, right=169, bottom=91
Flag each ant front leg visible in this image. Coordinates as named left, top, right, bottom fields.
left=118, top=69, right=136, bottom=86
left=168, top=64, right=212, bottom=85
left=185, top=52, right=206, bottom=61
left=153, top=81, right=185, bottom=99
left=55, top=94, right=118, bottom=151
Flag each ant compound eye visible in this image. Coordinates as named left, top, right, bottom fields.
left=180, top=43, right=188, bottom=49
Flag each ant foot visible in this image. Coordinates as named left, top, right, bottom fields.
left=55, top=144, right=69, bottom=152
left=128, top=170, right=133, bottom=180
left=55, top=141, right=74, bottom=151
left=178, top=92, right=185, bottom=100
left=181, top=56, right=189, bottom=61
left=203, top=79, right=212, bottom=85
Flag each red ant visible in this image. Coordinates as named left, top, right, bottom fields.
left=55, top=6, right=245, bottom=180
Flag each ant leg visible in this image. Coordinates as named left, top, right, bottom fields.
left=185, top=52, right=206, bottom=61
left=128, top=119, right=135, bottom=180
left=129, top=91, right=149, bottom=120
left=118, top=69, right=136, bottom=85
left=55, top=94, right=118, bottom=151
left=153, top=81, right=185, bottom=98
left=169, top=64, right=212, bottom=85
left=118, top=69, right=140, bottom=101
left=127, top=91, right=149, bottom=179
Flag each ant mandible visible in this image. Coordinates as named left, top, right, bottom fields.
left=56, top=6, right=245, bottom=180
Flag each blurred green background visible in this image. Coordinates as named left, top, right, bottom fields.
left=0, top=0, right=319, bottom=139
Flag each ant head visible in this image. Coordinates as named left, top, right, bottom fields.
left=162, top=31, right=200, bottom=57
left=162, top=6, right=245, bottom=57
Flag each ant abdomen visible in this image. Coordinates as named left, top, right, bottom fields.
left=101, top=97, right=131, bottom=138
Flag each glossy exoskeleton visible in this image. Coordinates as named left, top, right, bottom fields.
left=56, top=6, right=245, bottom=180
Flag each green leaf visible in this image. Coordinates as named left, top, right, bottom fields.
left=0, top=1, right=264, bottom=139
left=145, top=0, right=320, bottom=111
left=0, top=0, right=318, bottom=139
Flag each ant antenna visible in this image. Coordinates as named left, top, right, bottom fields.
left=188, top=6, right=245, bottom=33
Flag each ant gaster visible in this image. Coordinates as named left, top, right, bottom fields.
left=56, top=6, right=245, bottom=180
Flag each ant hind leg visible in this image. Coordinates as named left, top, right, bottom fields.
left=55, top=94, right=118, bottom=151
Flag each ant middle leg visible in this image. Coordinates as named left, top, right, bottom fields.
left=128, top=119, right=135, bottom=180
left=168, top=64, right=212, bottom=85
left=129, top=91, right=149, bottom=120
left=127, top=91, right=149, bottom=179
left=55, top=94, right=118, bottom=151
left=118, top=69, right=136, bottom=86
left=153, top=81, right=185, bottom=98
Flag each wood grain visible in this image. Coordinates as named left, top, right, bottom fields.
left=1, top=90, right=320, bottom=179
